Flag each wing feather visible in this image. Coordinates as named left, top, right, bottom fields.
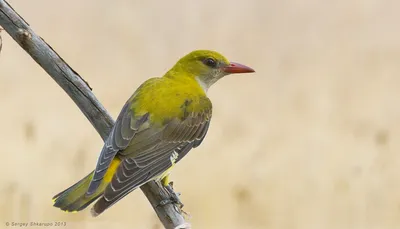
left=86, top=102, right=149, bottom=195
left=92, top=143, right=195, bottom=214
left=89, top=95, right=212, bottom=215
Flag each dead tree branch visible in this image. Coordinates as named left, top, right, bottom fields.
left=0, top=1, right=189, bottom=228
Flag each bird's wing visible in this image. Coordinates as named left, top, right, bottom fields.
left=119, top=105, right=212, bottom=161
left=86, top=100, right=150, bottom=195
left=92, top=101, right=212, bottom=214
left=91, top=142, right=194, bottom=214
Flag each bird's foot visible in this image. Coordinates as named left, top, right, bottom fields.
left=157, top=182, right=191, bottom=218
left=160, top=182, right=184, bottom=208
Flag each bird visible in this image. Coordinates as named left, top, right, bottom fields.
left=52, top=50, right=255, bottom=216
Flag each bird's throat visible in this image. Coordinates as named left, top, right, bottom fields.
left=195, top=76, right=209, bottom=93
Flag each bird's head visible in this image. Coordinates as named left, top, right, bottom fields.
left=166, top=50, right=255, bottom=92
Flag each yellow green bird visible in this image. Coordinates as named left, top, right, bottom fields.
left=52, top=50, right=255, bottom=216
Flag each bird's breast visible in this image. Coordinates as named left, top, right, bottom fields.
left=132, top=78, right=211, bottom=125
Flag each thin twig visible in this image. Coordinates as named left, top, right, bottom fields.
left=0, top=1, right=189, bottom=228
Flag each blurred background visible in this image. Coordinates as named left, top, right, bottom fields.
left=1, top=0, right=400, bottom=228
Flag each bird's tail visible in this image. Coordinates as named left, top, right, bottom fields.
left=52, top=170, right=103, bottom=212
left=52, top=158, right=121, bottom=213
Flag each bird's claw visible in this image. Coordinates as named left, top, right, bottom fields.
left=165, top=182, right=184, bottom=209
left=158, top=182, right=184, bottom=210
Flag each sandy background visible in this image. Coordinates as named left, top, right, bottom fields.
left=1, top=0, right=400, bottom=229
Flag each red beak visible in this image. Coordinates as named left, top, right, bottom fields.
left=223, top=62, right=255, bottom=74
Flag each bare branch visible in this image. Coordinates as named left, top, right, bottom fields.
left=0, top=1, right=189, bottom=228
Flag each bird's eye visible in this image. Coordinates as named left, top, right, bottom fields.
left=203, top=58, right=217, bottom=68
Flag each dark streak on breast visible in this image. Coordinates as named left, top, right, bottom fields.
left=180, top=99, right=193, bottom=119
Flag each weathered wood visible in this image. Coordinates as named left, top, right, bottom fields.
left=0, top=1, right=190, bottom=228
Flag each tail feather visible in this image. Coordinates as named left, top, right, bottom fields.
left=52, top=171, right=103, bottom=212
left=53, top=158, right=122, bottom=213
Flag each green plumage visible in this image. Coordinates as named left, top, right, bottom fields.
left=52, top=50, right=254, bottom=216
